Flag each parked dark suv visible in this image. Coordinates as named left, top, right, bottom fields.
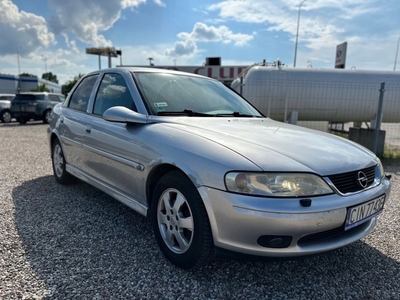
left=11, top=92, right=65, bottom=124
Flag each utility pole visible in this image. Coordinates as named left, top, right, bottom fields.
left=41, top=55, right=47, bottom=73
left=394, top=36, right=400, bottom=71
left=293, top=0, right=307, bottom=67
left=17, top=47, right=21, bottom=94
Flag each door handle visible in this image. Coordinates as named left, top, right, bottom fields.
left=60, top=116, right=64, bottom=123
left=85, top=125, right=92, bottom=133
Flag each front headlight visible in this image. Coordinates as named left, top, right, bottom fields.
left=225, top=172, right=333, bottom=197
left=376, top=158, right=385, bottom=179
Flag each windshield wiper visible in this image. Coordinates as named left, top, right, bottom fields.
left=157, top=110, right=260, bottom=118
left=214, top=112, right=259, bottom=117
left=157, top=109, right=212, bottom=117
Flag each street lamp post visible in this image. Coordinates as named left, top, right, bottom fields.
left=394, top=36, right=400, bottom=71
left=293, top=0, right=307, bottom=67
left=41, top=55, right=47, bottom=73
left=16, top=47, right=21, bottom=94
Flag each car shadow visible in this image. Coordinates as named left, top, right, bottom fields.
left=12, top=175, right=400, bottom=299
left=0, top=120, right=46, bottom=127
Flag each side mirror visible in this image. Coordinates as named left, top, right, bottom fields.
left=103, top=106, right=149, bottom=124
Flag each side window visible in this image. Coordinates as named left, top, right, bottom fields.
left=69, top=75, right=98, bottom=112
left=58, top=95, right=66, bottom=102
left=49, top=94, right=61, bottom=102
left=93, top=73, right=136, bottom=116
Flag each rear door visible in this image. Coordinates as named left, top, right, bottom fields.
left=58, top=75, right=99, bottom=170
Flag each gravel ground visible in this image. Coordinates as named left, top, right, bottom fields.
left=0, top=122, right=399, bottom=300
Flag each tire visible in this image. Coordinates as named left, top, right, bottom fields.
left=52, top=139, right=76, bottom=184
left=151, top=170, right=215, bottom=269
left=43, top=109, right=51, bottom=124
left=0, top=110, right=12, bottom=123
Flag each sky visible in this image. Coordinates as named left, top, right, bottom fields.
left=0, top=0, right=399, bottom=85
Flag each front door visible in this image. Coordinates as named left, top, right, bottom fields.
left=81, top=72, right=144, bottom=203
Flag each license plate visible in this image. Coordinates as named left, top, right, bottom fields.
left=345, top=194, right=385, bottom=230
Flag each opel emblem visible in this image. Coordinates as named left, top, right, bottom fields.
left=357, top=171, right=368, bottom=188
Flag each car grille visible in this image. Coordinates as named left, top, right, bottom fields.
left=327, top=165, right=376, bottom=194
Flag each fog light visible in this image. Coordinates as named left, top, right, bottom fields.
left=257, top=235, right=292, bottom=248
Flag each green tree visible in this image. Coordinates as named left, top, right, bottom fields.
left=42, top=72, right=59, bottom=84
left=62, top=73, right=84, bottom=95
left=30, top=83, right=50, bottom=92
left=19, top=73, right=37, bottom=78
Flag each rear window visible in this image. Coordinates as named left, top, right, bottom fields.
left=0, top=95, right=15, bottom=100
left=13, top=94, right=45, bottom=102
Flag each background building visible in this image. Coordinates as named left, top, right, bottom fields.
left=0, top=74, right=61, bottom=94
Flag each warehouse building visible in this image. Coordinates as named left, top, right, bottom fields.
left=0, top=74, right=61, bottom=94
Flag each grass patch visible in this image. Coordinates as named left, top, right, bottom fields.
left=382, top=145, right=400, bottom=165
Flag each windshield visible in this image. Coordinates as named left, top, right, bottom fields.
left=133, top=72, right=263, bottom=117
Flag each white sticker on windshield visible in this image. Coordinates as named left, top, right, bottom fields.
left=154, top=102, right=168, bottom=108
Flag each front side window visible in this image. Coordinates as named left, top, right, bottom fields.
left=93, top=73, right=136, bottom=116
left=68, top=75, right=98, bottom=112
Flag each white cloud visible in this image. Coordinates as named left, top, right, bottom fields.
left=61, top=33, right=79, bottom=53
left=165, top=39, right=198, bottom=57
left=0, top=0, right=55, bottom=56
left=191, top=22, right=253, bottom=45
left=153, top=0, right=166, bottom=7
left=208, top=0, right=377, bottom=52
left=165, top=22, right=253, bottom=57
left=48, top=0, right=146, bottom=47
left=193, top=7, right=208, bottom=15
left=209, top=1, right=279, bottom=24
left=185, top=23, right=221, bottom=41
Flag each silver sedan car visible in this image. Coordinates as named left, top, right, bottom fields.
left=48, top=67, right=391, bottom=269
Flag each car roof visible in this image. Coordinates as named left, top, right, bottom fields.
left=18, top=92, right=64, bottom=95
left=86, top=67, right=217, bottom=81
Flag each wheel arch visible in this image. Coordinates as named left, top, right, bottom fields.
left=42, top=108, right=52, bottom=123
left=43, top=107, right=52, bottom=115
left=0, top=108, right=10, bottom=114
left=148, top=167, right=215, bottom=268
left=49, top=131, right=61, bottom=159
left=146, top=163, right=182, bottom=211
left=0, top=108, right=11, bottom=122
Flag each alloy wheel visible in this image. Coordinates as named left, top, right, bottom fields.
left=157, top=188, right=194, bottom=254
left=53, top=143, right=64, bottom=178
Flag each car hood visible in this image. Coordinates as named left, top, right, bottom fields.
left=155, top=117, right=376, bottom=176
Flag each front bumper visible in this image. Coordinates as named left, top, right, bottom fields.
left=198, top=176, right=391, bottom=258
